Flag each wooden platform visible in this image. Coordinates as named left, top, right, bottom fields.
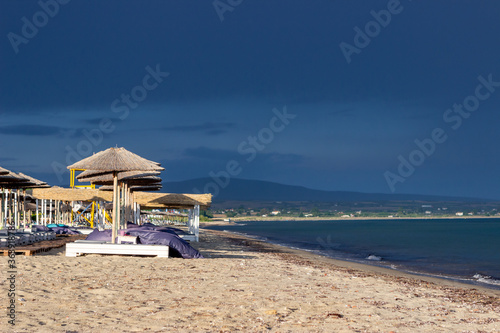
left=179, top=234, right=198, bottom=242
left=66, top=241, right=169, bottom=258
left=0, top=234, right=87, bottom=256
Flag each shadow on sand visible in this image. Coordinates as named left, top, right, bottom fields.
left=194, top=229, right=284, bottom=259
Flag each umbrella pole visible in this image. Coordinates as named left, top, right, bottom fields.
left=112, top=173, right=118, bottom=243
left=117, top=181, right=122, bottom=230
left=124, top=182, right=130, bottom=225
left=123, top=183, right=127, bottom=226
left=14, top=190, right=18, bottom=229
left=43, top=199, right=46, bottom=226
left=23, top=189, right=26, bottom=227
left=49, top=199, right=52, bottom=225
left=8, top=189, right=12, bottom=227
left=0, top=188, right=3, bottom=229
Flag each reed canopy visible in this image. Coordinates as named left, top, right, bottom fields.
left=16, top=172, right=50, bottom=188
left=30, top=188, right=211, bottom=209
left=0, top=166, right=10, bottom=176
left=76, top=170, right=161, bottom=182
left=0, top=170, right=27, bottom=183
left=67, top=147, right=164, bottom=172
left=66, top=147, right=164, bottom=243
left=77, top=172, right=161, bottom=185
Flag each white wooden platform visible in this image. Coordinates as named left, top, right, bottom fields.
left=179, top=234, right=197, bottom=242
left=66, top=242, right=169, bottom=257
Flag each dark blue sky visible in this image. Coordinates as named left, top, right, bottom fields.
left=1, top=0, right=500, bottom=199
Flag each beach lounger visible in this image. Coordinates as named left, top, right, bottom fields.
left=65, top=242, right=169, bottom=257
left=0, top=236, right=11, bottom=247
left=15, top=233, right=33, bottom=245
left=0, top=235, right=22, bottom=246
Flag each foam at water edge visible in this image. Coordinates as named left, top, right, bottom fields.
left=366, top=254, right=382, bottom=261
left=473, top=274, right=500, bottom=286
left=222, top=230, right=268, bottom=242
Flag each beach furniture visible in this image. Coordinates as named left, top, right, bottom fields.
left=14, top=231, right=35, bottom=245
left=0, top=235, right=16, bottom=247
left=117, top=235, right=138, bottom=244
left=0, top=229, right=44, bottom=246
left=0, top=228, right=60, bottom=249
left=65, top=241, right=169, bottom=257
left=179, top=234, right=197, bottom=242
left=70, top=228, right=94, bottom=235
left=0, top=230, right=24, bottom=246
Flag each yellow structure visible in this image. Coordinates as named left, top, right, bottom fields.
left=69, top=168, right=99, bottom=228
left=70, top=169, right=95, bottom=189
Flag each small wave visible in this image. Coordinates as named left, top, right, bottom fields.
left=222, top=230, right=269, bottom=242
left=366, top=255, right=382, bottom=261
left=473, top=273, right=500, bottom=286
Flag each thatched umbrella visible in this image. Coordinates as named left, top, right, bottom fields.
left=128, top=184, right=162, bottom=191
left=99, top=184, right=162, bottom=191
left=16, top=172, right=50, bottom=188
left=67, top=147, right=164, bottom=242
left=0, top=166, right=10, bottom=176
left=77, top=172, right=161, bottom=184
left=78, top=172, right=162, bottom=226
left=68, top=147, right=163, bottom=172
left=0, top=171, right=30, bottom=228
left=0, top=170, right=28, bottom=184
left=92, top=176, right=162, bottom=225
left=90, top=177, right=161, bottom=187
left=76, top=170, right=160, bottom=182
left=99, top=183, right=163, bottom=192
left=76, top=170, right=161, bottom=182
left=12, top=173, right=49, bottom=226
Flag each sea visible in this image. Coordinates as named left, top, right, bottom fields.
left=205, top=218, right=500, bottom=290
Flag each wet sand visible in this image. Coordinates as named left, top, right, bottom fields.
left=1, top=229, right=499, bottom=332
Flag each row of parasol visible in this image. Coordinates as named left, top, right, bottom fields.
left=0, top=166, right=50, bottom=189
left=2, top=147, right=165, bottom=242
left=0, top=165, right=51, bottom=227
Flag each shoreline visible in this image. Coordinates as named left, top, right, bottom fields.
left=201, top=222, right=500, bottom=293
left=202, top=227, right=500, bottom=297
left=216, top=215, right=500, bottom=222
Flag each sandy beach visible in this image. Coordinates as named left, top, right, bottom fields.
left=2, top=229, right=500, bottom=332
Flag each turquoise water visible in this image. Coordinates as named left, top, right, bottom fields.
left=206, top=219, right=500, bottom=289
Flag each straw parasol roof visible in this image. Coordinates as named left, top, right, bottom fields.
left=128, top=184, right=162, bottom=192
left=77, top=172, right=161, bottom=184
left=67, top=147, right=164, bottom=172
left=31, top=187, right=114, bottom=202
left=30, top=188, right=211, bottom=209
left=16, top=172, right=50, bottom=188
left=98, top=183, right=162, bottom=191
left=97, top=185, right=113, bottom=191
left=96, top=176, right=162, bottom=186
left=0, top=172, right=51, bottom=189
left=141, top=211, right=188, bottom=217
left=0, top=171, right=30, bottom=188
left=76, top=170, right=161, bottom=182
left=0, top=169, right=27, bottom=182
left=0, top=166, right=9, bottom=176
left=134, top=192, right=212, bottom=209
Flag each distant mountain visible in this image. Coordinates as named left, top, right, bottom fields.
left=162, top=178, right=489, bottom=203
